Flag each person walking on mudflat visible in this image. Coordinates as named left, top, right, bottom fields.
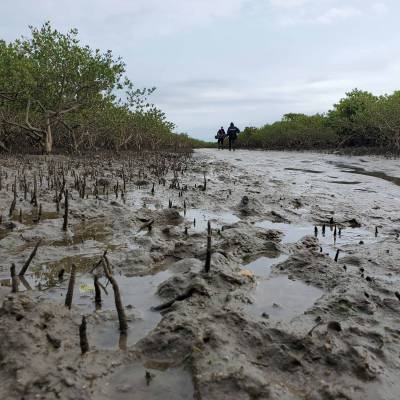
left=216, top=126, right=226, bottom=149
left=226, top=122, right=240, bottom=151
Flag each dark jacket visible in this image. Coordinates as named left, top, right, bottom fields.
left=227, top=126, right=240, bottom=140
left=217, top=128, right=226, bottom=138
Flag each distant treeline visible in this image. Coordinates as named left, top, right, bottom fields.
left=236, top=89, right=400, bottom=153
left=0, top=22, right=206, bottom=154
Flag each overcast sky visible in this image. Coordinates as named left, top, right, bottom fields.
left=1, top=0, right=399, bottom=140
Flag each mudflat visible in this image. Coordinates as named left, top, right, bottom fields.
left=1, top=149, right=399, bottom=399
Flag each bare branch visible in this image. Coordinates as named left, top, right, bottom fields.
left=0, top=91, right=19, bottom=101
left=2, top=120, right=43, bottom=139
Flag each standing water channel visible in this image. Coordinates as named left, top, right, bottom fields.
left=242, top=220, right=382, bottom=321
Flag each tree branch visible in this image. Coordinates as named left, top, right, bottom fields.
left=0, top=91, right=19, bottom=101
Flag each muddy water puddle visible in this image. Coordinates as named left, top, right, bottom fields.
left=247, top=276, right=323, bottom=321
left=243, top=220, right=380, bottom=321
left=81, top=270, right=171, bottom=349
left=53, top=217, right=111, bottom=246
left=244, top=255, right=323, bottom=321
left=181, top=208, right=240, bottom=232
left=0, top=206, right=172, bottom=349
left=255, top=220, right=378, bottom=258
left=372, top=273, right=400, bottom=284
left=98, top=362, right=194, bottom=400
left=141, top=202, right=162, bottom=210
left=40, top=267, right=171, bottom=349
left=244, top=254, right=289, bottom=278
left=1, top=216, right=112, bottom=255
left=11, top=209, right=59, bottom=225
left=1, top=254, right=171, bottom=348
left=0, top=255, right=98, bottom=291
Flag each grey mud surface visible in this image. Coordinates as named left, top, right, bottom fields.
left=1, top=149, right=400, bottom=399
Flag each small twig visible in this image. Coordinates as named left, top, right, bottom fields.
left=250, top=360, right=269, bottom=368
left=307, top=319, right=324, bottom=336
left=89, top=251, right=107, bottom=274
left=137, top=219, right=154, bottom=233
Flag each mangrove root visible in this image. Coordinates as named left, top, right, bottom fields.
left=19, top=239, right=42, bottom=276
left=103, top=255, right=128, bottom=332
left=204, top=221, right=212, bottom=273
left=94, top=274, right=102, bottom=306
left=11, top=264, right=18, bottom=293
left=79, top=316, right=89, bottom=354
left=65, top=264, right=76, bottom=309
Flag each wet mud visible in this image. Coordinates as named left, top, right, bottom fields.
left=1, top=149, right=400, bottom=399
left=328, top=161, right=400, bottom=186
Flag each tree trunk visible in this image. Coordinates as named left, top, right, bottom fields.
left=44, top=118, right=53, bottom=154
left=71, top=129, right=78, bottom=153
left=394, top=129, right=400, bottom=150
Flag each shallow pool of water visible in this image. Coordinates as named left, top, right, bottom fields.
left=255, top=220, right=378, bottom=258
left=73, top=270, right=171, bottom=349
left=181, top=208, right=240, bottom=232
left=244, top=254, right=323, bottom=321
left=255, top=221, right=311, bottom=244
left=245, top=254, right=289, bottom=278
left=11, top=209, right=59, bottom=225
left=98, top=362, right=194, bottom=400
left=247, top=274, right=323, bottom=321
left=0, top=255, right=172, bottom=349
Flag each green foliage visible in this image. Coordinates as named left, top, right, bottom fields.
left=237, top=113, right=337, bottom=150
left=236, top=89, right=400, bottom=152
left=326, top=89, right=379, bottom=146
left=19, top=22, right=126, bottom=108
left=0, top=22, right=203, bottom=153
left=0, top=40, right=33, bottom=95
left=363, top=91, right=400, bottom=149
